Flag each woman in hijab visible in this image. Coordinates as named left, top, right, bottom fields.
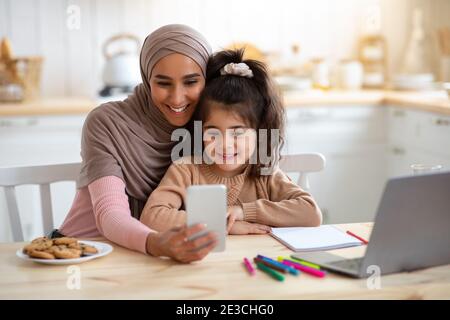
left=56, top=24, right=217, bottom=263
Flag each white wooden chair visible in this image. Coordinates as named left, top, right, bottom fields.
left=0, top=162, right=81, bottom=242
left=279, top=153, right=326, bottom=190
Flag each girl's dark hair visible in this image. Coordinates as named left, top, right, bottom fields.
left=194, top=49, right=285, bottom=177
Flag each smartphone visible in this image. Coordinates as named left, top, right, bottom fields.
left=186, top=184, right=227, bottom=252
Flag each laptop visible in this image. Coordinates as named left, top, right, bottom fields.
left=292, top=171, right=450, bottom=278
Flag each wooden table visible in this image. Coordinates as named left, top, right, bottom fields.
left=1, top=223, right=449, bottom=299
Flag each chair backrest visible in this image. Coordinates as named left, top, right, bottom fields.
left=279, top=153, right=326, bottom=190
left=0, top=162, right=81, bottom=242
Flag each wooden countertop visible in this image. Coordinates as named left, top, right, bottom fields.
left=1, top=223, right=449, bottom=299
left=0, top=90, right=449, bottom=117
left=0, top=97, right=97, bottom=116
left=283, top=90, right=450, bottom=115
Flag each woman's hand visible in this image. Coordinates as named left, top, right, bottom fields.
left=227, top=205, right=245, bottom=233
left=146, top=224, right=218, bottom=263
left=228, top=220, right=271, bottom=235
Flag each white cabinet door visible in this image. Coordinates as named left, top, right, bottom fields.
left=0, top=115, right=85, bottom=166
left=387, top=107, right=450, bottom=177
left=387, top=144, right=450, bottom=177
left=314, top=144, right=387, bottom=223
left=386, top=144, right=410, bottom=177
left=284, top=105, right=387, bottom=224
left=416, top=112, right=450, bottom=158
left=0, top=115, right=86, bottom=242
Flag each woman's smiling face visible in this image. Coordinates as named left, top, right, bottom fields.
left=150, top=53, right=205, bottom=127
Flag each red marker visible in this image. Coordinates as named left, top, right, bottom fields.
left=346, top=230, right=368, bottom=244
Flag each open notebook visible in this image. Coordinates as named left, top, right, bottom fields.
left=270, top=225, right=363, bottom=252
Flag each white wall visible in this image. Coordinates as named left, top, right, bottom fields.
left=0, top=0, right=449, bottom=98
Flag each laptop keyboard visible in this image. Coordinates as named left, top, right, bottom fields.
left=328, top=257, right=364, bottom=270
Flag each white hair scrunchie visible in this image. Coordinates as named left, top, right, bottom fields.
left=220, top=62, right=254, bottom=78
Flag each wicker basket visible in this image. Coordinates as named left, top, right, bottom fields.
left=0, top=56, right=43, bottom=102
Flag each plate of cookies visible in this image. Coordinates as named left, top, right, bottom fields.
left=17, top=236, right=113, bottom=265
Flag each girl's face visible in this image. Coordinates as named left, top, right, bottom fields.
left=150, top=53, right=205, bottom=127
left=203, top=103, right=257, bottom=177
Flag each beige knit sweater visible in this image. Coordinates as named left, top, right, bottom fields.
left=140, top=159, right=322, bottom=231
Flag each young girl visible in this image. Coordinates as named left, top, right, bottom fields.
left=140, top=49, right=322, bottom=235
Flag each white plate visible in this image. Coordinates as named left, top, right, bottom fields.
left=16, top=240, right=113, bottom=265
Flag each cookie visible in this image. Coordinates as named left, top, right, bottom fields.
left=23, top=236, right=99, bottom=260
left=31, top=236, right=50, bottom=244
left=53, top=237, right=78, bottom=246
left=28, top=250, right=55, bottom=260
left=26, top=238, right=53, bottom=251
left=52, top=246, right=82, bottom=259
left=43, top=245, right=62, bottom=255
left=23, top=243, right=39, bottom=254
left=67, top=242, right=82, bottom=250
left=80, top=244, right=98, bottom=255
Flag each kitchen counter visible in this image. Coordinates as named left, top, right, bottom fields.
left=382, top=91, right=450, bottom=115
left=0, top=97, right=97, bottom=116
left=0, top=90, right=449, bottom=117
left=283, top=89, right=450, bottom=115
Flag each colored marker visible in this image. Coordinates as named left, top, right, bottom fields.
left=279, top=256, right=321, bottom=270
left=257, top=255, right=299, bottom=275
left=254, top=257, right=289, bottom=274
left=282, top=260, right=326, bottom=278
left=243, top=257, right=255, bottom=276
left=346, top=230, right=368, bottom=244
left=256, top=262, right=285, bottom=282
left=254, top=257, right=290, bottom=274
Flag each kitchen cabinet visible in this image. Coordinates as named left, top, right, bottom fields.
left=0, top=114, right=86, bottom=242
left=283, top=105, right=388, bottom=224
left=283, top=104, right=450, bottom=225
left=387, top=106, right=450, bottom=177
left=0, top=115, right=85, bottom=166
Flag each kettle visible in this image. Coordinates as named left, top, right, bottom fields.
left=99, top=33, right=141, bottom=97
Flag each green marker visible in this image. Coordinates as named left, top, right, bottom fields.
left=256, top=262, right=285, bottom=281
left=278, top=256, right=321, bottom=270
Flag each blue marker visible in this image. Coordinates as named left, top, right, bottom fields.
left=257, top=254, right=299, bottom=276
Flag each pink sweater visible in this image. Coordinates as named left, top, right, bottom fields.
left=59, top=176, right=153, bottom=254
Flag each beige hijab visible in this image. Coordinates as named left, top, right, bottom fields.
left=78, top=24, right=211, bottom=218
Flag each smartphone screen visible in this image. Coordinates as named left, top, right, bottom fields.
left=186, top=184, right=227, bottom=252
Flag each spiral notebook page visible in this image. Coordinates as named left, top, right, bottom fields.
left=270, top=225, right=363, bottom=252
